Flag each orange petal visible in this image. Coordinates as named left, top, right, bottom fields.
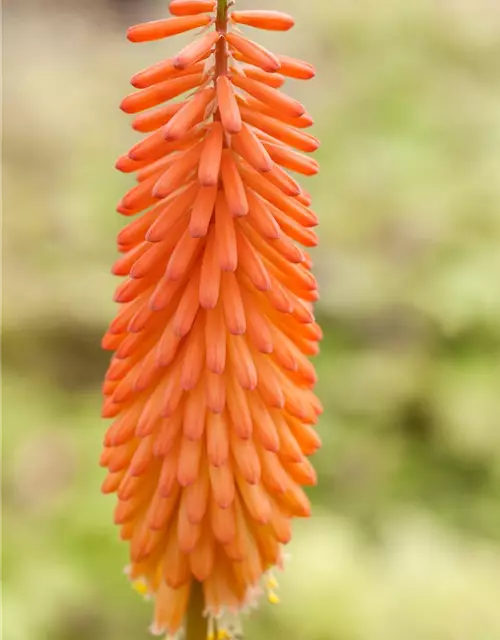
left=226, top=32, right=280, bottom=73
left=120, top=73, right=204, bottom=114
left=136, top=155, right=177, bottom=183
left=153, top=141, right=203, bottom=199
left=231, top=73, right=305, bottom=119
left=210, top=498, right=236, bottom=544
left=205, top=369, right=226, bottom=412
left=209, top=462, right=235, bottom=508
left=162, top=524, right=191, bottom=588
left=214, top=190, right=238, bottom=270
left=226, top=375, right=253, bottom=439
left=132, top=102, right=185, bottom=133
left=205, top=304, right=227, bottom=374
left=169, top=0, right=216, bottom=16
left=249, top=393, right=280, bottom=451
left=207, top=411, right=229, bottom=466
left=178, top=494, right=201, bottom=553
left=230, top=10, right=295, bottom=32
left=174, top=30, right=219, bottom=69
left=190, top=184, right=217, bottom=237
left=236, top=476, right=271, bottom=524
left=172, top=266, right=202, bottom=335
left=216, top=75, right=242, bottom=134
left=246, top=189, right=281, bottom=239
left=198, top=121, right=223, bottom=186
left=151, top=413, right=182, bottom=457
left=221, top=272, right=246, bottom=335
left=230, top=432, right=261, bottom=484
left=238, top=94, right=314, bottom=128
left=277, top=53, right=316, bottom=80
left=263, top=140, right=319, bottom=176
left=230, top=123, right=273, bottom=173
left=190, top=527, right=215, bottom=580
left=227, top=334, right=256, bottom=390
left=240, top=65, right=285, bottom=88
left=178, top=436, right=203, bottom=486
left=118, top=172, right=159, bottom=214
left=115, top=154, right=149, bottom=173
left=163, top=87, right=215, bottom=141
left=184, top=454, right=210, bottom=523
left=128, top=126, right=202, bottom=163
left=166, top=227, right=203, bottom=281
left=199, top=230, right=222, bottom=309
left=180, top=315, right=206, bottom=391
left=240, top=105, right=319, bottom=152
left=266, top=163, right=302, bottom=196
left=131, top=59, right=206, bottom=89
left=240, top=164, right=318, bottom=227
left=220, top=150, right=248, bottom=217
left=152, top=580, right=190, bottom=636
left=241, top=289, right=273, bottom=354
left=236, top=226, right=271, bottom=291
left=127, top=14, right=212, bottom=43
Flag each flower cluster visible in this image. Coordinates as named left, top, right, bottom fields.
left=100, top=1, right=321, bottom=637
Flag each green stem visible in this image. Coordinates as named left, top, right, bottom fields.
left=185, top=581, right=207, bottom=640
left=216, top=0, right=229, bottom=30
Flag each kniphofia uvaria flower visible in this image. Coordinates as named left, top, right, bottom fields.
left=100, top=1, right=322, bottom=637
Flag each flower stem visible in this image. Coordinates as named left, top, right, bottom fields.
left=185, top=581, right=207, bottom=640
left=215, top=0, right=228, bottom=77
left=216, top=0, right=229, bottom=31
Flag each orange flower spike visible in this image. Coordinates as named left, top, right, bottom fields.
left=103, top=0, right=321, bottom=637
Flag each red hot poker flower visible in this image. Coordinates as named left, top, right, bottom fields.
left=101, top=1, right=322, bottom=638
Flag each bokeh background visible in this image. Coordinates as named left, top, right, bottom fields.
left=4, top=0, right=500, bottom=638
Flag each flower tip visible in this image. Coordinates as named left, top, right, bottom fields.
left=130, top=77, right=146, bottom=89
left=126, top=27, right=138, bottom=42
left=115, top=156, right=132, bottom=172
left=116, top=201, right=135, bottom=215
left=172, top=57, right=184, bottom=71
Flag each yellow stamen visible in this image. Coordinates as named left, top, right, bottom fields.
left=131, top=578, right=149, bottom=597
left=266, top=573, right=279, bottom=590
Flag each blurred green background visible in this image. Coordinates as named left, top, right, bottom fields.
left=4, top=0, right=500, bottom=638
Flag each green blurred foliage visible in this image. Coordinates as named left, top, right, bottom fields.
left=3, top=1, right=500, bottom=639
